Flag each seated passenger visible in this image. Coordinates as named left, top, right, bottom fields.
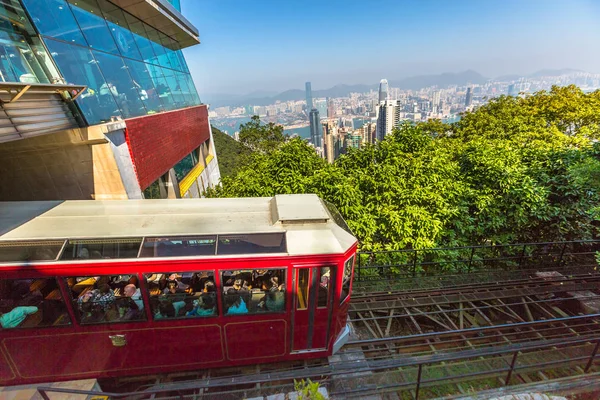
left=265, top=290, right=285, bottom=312
left=225, top=292, right=248, bottom=315
left=187, top=294, right=216, bottom=317
left=120, top=297, right=143, bottom=321
left=155, top=301, right=176, bottom=319
left=124, top=284, right=144, bottom=311
left=166, top=274, right=189, bottom=291
left=0, top=306, right=38, bottom=328
left=78, top=284, right=115, bottom=312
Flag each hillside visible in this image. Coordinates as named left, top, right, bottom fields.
left=211, top=127, right=252, bottom=178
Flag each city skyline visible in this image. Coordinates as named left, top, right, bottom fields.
left=181, top=0, right=600, bottom=95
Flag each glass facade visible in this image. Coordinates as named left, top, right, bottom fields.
left=21, top=0, right=201, bottom=125
left=0, top=0, right=60, bottom=83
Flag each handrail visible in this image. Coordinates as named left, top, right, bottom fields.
left=37, top=333, right=600, bottom=399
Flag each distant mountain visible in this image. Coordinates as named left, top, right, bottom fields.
left=528, top=68, right=583, bottom=78
left=389, top=70, right=488, bottom=90
left=495, top=74, right=521, bottom=82
left=209, top=70, right=489, bottom=108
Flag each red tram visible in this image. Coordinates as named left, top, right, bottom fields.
left=0, top=194, right=357, bottom=386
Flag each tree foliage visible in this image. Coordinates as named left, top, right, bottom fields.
left=238, top=115, right=287, bottom=154
left=209, top=86, right=600, bottom=251
left=211, top=126, right=253, bottom=178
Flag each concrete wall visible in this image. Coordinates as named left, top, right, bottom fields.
left=0, top=122, right=139, bottom=201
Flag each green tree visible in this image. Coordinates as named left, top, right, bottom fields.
left=238, top=115, right=287, bottom=154
left=209, top=86, right=600, bottom=257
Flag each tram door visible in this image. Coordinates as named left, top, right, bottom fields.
left=292, top=265, right=333, bottom=352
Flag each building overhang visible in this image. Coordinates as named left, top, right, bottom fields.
left=108, top=0, right=200, bottom=48
left=0, top=82, right=86, bottom=143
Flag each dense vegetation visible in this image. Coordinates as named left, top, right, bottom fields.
left=211, top=126, right=252, bottom=178
left=208, top=86, right=600, bottom=254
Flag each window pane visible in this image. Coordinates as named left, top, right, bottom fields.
left=92, top=50, right=147, bottom=118
left=317, top=267, right=331, bottom=308
left=173, top=152, right=197, bottom=181
left=60, top=238, right=142, bottom=260
left=146, top=63, right=176, bottom=110
left=340, top=255, right=354, bottom=303
left=44, top=38, right=121, bottom=124
left=125, top=15, right=157, bottom=64
left=296, top=269, right=309, bottom=310
left=21, top=0, right=87, bottom=46
left=146, top=28, right=171, bottom=68
left=66, top=274, right=145, bottom=324
left=123, top=58, right=164, bottom=114
left=185, top=74, right=201, bottom=104
left=218, top=233, right=286, bottom=255
left=0, top=241, right=64, bottom=262
left=222, top=269, right=285, bottom=315
left=162, top=38, right=183, bottom=72
left=161, top=67, right=186, bottom=108
left=145, top=272, right=216, bottom=319
left=97, top=0, right=143, bottom=60
left=139, top=236, right=216, bottom=257
left=0, top=278, right=71, bottom=329
left=67, top=0, right=119, bottom=54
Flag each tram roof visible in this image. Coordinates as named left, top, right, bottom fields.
left=0, top=194, right=357, bottom=256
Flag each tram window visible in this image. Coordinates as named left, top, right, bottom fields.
left=144, top=272, right=217, bottom=319
left=296, top=269, right=310, bottom=310
left=317, top=267, right=332, bottom=308
left=65, top=275, right=146, bottom=324
left=60, top=238, right=142, bottom=260
left=0, top=241, right=64, bottom=262
left=0, top=278, right=71, bottom=329
left=139, top=236, right=217, bottom=258
left=340, top=255, right=355, bottom=304
left=221, top=269, right=286, bottom=315
left=217, top=233, right=286, bottom=255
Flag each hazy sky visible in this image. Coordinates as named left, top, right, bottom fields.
left=182, top=0, right=600, bottom=96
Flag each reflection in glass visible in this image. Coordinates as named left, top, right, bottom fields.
left=123, top=58, right=163, bottom=114
left=0, top=0, right=61, bottom=83
left=146, top=63, right=175, bottom=110
left=98, top=0, right=143, bottom=60
left=67, top=0, right=119, bottom=54
left=92, top=50, right=147, bottom=118
left=125, top=14, right=156, bottom=64
left=21, top=0, right=87, bottom=46
left=44, top=38, right=121, bottom=125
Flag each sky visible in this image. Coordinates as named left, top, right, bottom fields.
left=181, top=0, right=600, bottom=97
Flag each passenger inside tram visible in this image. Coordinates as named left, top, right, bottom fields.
left=0, top=278, right=71, bottom=328
left=222, top=269, right=286, bottom=314
left=67, top=274, right=145, bottom=324
left=146, top=272, right=217, bottom=319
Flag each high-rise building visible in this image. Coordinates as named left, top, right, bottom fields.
left=309, top=108, right=321, bottom=147
left=314, top=99, right=327, bottom=119
left=0, top=0, right=220, bottom=201
left=465, top=87, right=473, bottom=107
left=378, top=79, right=389, bottom=102
left=327, top=98, right=335, bottom=118
left=305, top=82, right=313, bottom=111
left=508, top=84, right=518, bottom=96
left=375, top=100, right=402, bottom=141
left=432, top=91, right=441, bottom=112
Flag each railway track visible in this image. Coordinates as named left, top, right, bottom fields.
left=74, top=269, right=600, bottom=399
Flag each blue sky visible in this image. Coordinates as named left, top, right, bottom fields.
left=182, top=0, right=600, bottom=96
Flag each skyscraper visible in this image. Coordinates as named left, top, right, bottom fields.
left=375, top=100, right=401, bottom=141
left=508, top=84, right=518, bottom=96
left=314, top=99, right=327, bottom=119
left=378, top=79, right=389, bottom=102
left=0, top=0, right=220, bottom=201
left=465, top=87, right=473, bottom=107
left=309, top=108, right=321, bottom=148
left=432, top=91, right=441, bottom=112
left=305, top=82, right=313, bottom=111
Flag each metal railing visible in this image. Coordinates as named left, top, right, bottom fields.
left=37, top=333, right=600, bottom=399
left=355, top=239, right=600, bottom=282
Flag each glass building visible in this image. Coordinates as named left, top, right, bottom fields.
left=20, top=0, right=200, bottom=125
left=0, top=0, right=220, bottom=201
